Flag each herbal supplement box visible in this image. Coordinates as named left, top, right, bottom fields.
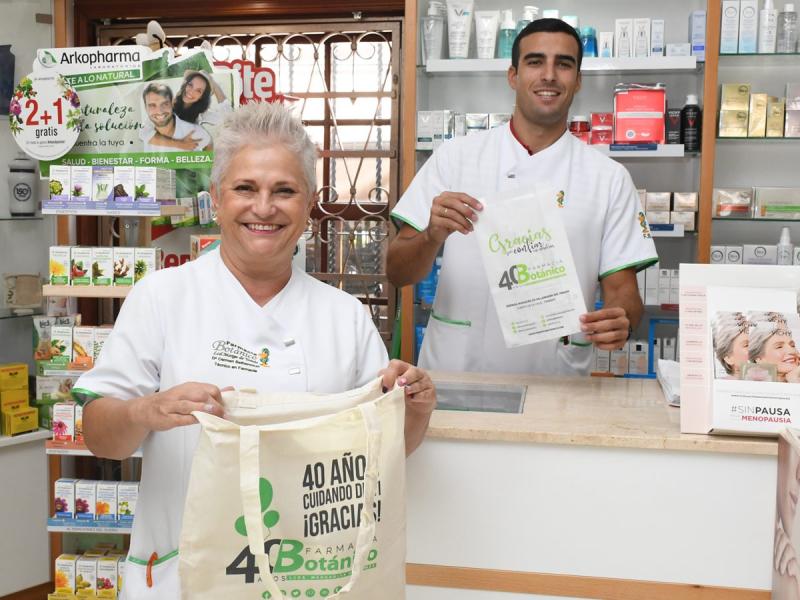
left=49, top=246, right=71, bottom=285
left=0, top=362, right=28, bottom=391
left=55, top=554, right=79, bottom=593
left=96, top=556, right=120, bottom=597
left=134, top=167, right=174, bottom=202
left=50, top=325, right=73, bottom=366
left=117, top=482, right=138, bottom=521
left=75, top=480, right=97, bottom=520
left=72, top=327, right=95, bottom=369
left=52, top=402, right=75, bottom=441
left=76, top=556, right=97, bottom=595
left=134, top=247, right=161, bottom=283
left=36, top=375, right=78, bottom=403
left=91, top=166, right=114, bottom=202
left=190, top=234, right=221, bottom=260
left=74, top=403, right=84, bottom=443
left=93, top=327, right=112, bottom=361
left=70, top=247, right=92, bottom=286
left=113, top=247, right=135, bottom=286
left=49, top=165, right=71, bottom=202
left=96, top=481, right=117, bottom=521
left=112, top=166, right=135, bottom=202
left=54, top=478, right=77, bottom=518
left=70, top=166, right=92, bottom=202
left=91, top=247, right=113, bottom=286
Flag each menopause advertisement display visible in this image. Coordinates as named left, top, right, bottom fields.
left=775, top=428, right=800, bottom=600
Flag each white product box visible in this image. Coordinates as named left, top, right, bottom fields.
left=644, top=264, right=659, bottom=305
left=70, top=166, right=92, bottom=202
left=633, top=19, right=651, bottom=57
left=55, top=554, right=78, bottom=594
left=599, top=32, right=614, bottom=58
left=113, top=247, right=135, bottom=286
left=720, top=1, right=741, bottom=53
left=662, top=337, right=677, bottom=361
left=52, top=403, right=75, bottom=442
left=595, top=349, right=611, bottom=373
left=489, top=113, right=511, bottom=129
left=465, top=113, right=489, bottom=135
left=636, top=270, right=645, bottom=302
left=651, top=19, right=665, bottom=56
left=118, top=482, right=138, bottom=521
left=636, top=188, right=647, bottom=209
left=673, top=192, right=698, bottom=211
left=666, top=43, right=691, bottom=56
left=795, top=246, right=800, bottom=265
left=743, top=244, right=778, bottom=264
left=91, top=166, right=113, bottom=202
left=646, top=210, right=671, bottom=224
left=76, top=556, right=98, bottom=595
left=97, top=556, right=120, bottom=598
left=54, top=478, right=77, bottom=518
left=738, top=0, right=759, bottom=53
left=670, top=211, right=695, bottom=231
left=416, top=111, right=435, bottom=150
left=628, top=340, right=649, bottom=375
left=726, top=245, right=744, bottom=264
left=50, top=326, right=73, bottom=365
left=96, top=481, right=118, bottom=521
left=710, top=245, right=726, bottom=264
left=454, top=113, right=466, bottom=137
left=70, top=247, right=92, bottom=287
left=49, top=246, right=71, bottom=285
left=611, top=343, right=630, bottom=375
left=652, top=338, right=662, bottom=360
left=94, top=327, right=112, bottom=361
left=658, top=268, right=672, bottom=304
left=645, top=192, right=671, bottom=211
left=134, top=167, right=174, bottom=202
left=133, top=247, right=162, bottom=284
left=92, top=247, right=113, bottom=287
left=113, top=166, right=135, bottom=202
left=75, top=480, right=97, bottom=520
left=614, top=19, right=633, bottom=57
left=669, top=269, right=680, bottom=289
left=689, top=10, right=706, bottom=61
left=49, top=165, right=70, bottom=202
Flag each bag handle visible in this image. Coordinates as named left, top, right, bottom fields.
left=239, top=401, right=382, bottom=599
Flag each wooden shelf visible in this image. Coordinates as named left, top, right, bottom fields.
left=424, top=56, right=698, bottom=74
left=43, top=285, right=132, bottom=298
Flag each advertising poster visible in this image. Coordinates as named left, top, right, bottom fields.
left=775, top=428, right=800, bottom=600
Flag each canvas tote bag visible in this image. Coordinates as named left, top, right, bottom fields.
left=179, top=377, right=406, bottom=599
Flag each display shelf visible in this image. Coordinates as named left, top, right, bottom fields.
left=0, top=307, right=43, bottom=320
left=716, top=137, right=800, bottom=141
left=713, top=216, right=800, bottom=222
left=0, top=216, right=44, bottom=221
left=47, top=517, right=132, bottom=534
left=651, top=224, right=687, bottom=237
left=42, top=202, right=187, bottom=217
left=43, top=285, right=131, bottom=298
left=593, top=144, right=686, bottom=158
left=719, top=52, right=800, bottom=67
left=0, top=429, right=51, bottom=449
left=424, top=56, right=698, bottom=74
left=46, top=439, right=142, bottom=458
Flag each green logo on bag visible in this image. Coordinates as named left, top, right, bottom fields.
left=234, top=477, right=280, bottom=536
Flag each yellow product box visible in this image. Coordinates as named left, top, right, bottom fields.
left=2, top=405, right=38, bottom=436
left=767, top=97, right=786, bottom=137
left=96, top=556, right=120, bottom=598
left=719, top=110, right=749, bottom=137
left=190, top=234, right=221, bottom=260
left=75, top=403, right=83, bottom=443
left=55, top=554, right=79, bottom=593
left=1, top=387, right=28, bottom=408
left=720, top=83, right=751, bottom=111
left=75, top=556, right=97, bottom=596
left=0, top=362, right=28, bottom=391
left=48, top=594, right=78, bottom=600
left=748, top=93, right=768, bottom=137
left=53, top=402, right=75, bottom=441
left=118, top=558, right=125, bottom=596
left=72, top=327, right=95, bottom=369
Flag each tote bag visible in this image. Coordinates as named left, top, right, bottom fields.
left=179, top=377, right=406, bottom=599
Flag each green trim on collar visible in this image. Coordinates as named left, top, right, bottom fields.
left=599, top=257, right=659, bottom=280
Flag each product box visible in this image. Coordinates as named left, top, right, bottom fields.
left=91, top=247, right=113, bottom=286
left=670, top=211, right=696, bottom=231
left=645, top=192, right=671, bottom=211
left=50, top=326, right=73, bottom=366
left=72, top=327, right=95, bottom=369
left=720, top=1, right=741, bottom=54
left=465, top=113, right=489, bottom=135
left=1, top=387, right=28, bottom=409
left=589, top=129, right=613, bottom=144
left=37, top=375, right=79, bottom=403
left=748, top=93, right=768, bottom=137
left=794, top=246, right=800, bottom=265
left=721, top=83, right=751, bottom=111
left=91, top=166, right=113, bottom=202
left=133, top=247, right=162, bottom=284
left=767, top=97, right=786, bottom=137
left=651, top=19, right=665, bottom=55
left=52, top=402, right=75, bottom=441
left=416, top=111, right=435, bottom=150
left=49, top=246, right=71, bottom=285
left=96, top=556, right=120, bottom=598
left=0, top=362, right=28, bottom=391
left=49, top=165, right=71, bottom=202
left=662, top=337, right=677, bottom=361
left=75, top=480, right=97, bottom=520
left=117, top=482, right=139, bottom=521
left=170, top=196, right=199, bottom=228
left=55, top=554, right=79, bottom=594
left=644, top=264, right=659, bottom=306
left=673, top=192, right=698, bottom=211
left=134, top=167, right=174, bottom=203
left=787, top=82, right=800, bottom=110
left=2, top=405, right=38, bottom=436
left=658, top=268, right=672, bottom=304
left=713, top=187, right=753, bottom=217
left=70, top=247, right=92, bottom=287
left=669, top=268, right=680, bottom=303
left=718, top=110, right=749, bottom=137
left=96, top=482, right=118, bottom=521
left=738, top=0, right=759, bottom=53
left=598, top=31, right=614, bottom=58
left=726, top=245, right=744, bottom=264
left=646, top=210, right=671, bottom=224
left=74, top=401, right=83, bottom=443
left=118, top=559, right=125, bottom=596
left=93, top=327, right=112, bottom=361
left=614, top=19, right=633, bottom=57
left=613, top=85, right=666, bottom=144
left=786, top=110, right=800, bottom=137
left=76, top=556, right=97, bottom=595
left=666, top=43, right=691, bottom=56
left=112, top=166, right=135, bottom=202
left=190, top=234, right=221, bottom=260
left=54, top=478, right=77, bottom=518
left=710, top=246, right=726, bottom=264
left=637, top=188, right=647, bottom=208
left=197, top=190, right=213, bottom=226
left=594, top=349, right=611, bottom=373
left=743, top=244, right=778, bottom=264
left=665, top=108, right=682, bottom=143
left=689, top=10, right=706, bottom=61
left=633, top=18, right=651, bottom=57
left=489, top=113, right=511, bottom=129
left=628, top=340, right=649, bottom=375
left=610, top=344, right=630, bottom=375
left=113, top=247, right=135, bottom=286
left=454, top=113, right=466, bottom=137
left=755, top=187, right=800, bottom=219
left=70, top=166, right=92, bottom=202
left=33, top=315, right=78, bottom=364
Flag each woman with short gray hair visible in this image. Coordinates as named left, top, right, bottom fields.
left=712, top=311, right=749, bottom=378
left=749, top=318, right=800, bottom=383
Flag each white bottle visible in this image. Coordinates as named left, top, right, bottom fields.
left=777, top=3, right=799, bottom=52
left=760, top=0, right=779, bottom=53
left=778, top=227, right=795, bottom=264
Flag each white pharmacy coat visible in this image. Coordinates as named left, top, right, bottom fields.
left=73, top=249, right=388, bottom=598
left=392, top=126, right=658, bottom=376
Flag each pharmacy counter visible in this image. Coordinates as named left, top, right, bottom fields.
left=406, top=373, right=776, bottom=600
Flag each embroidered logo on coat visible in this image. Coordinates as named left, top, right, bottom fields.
left=638, top=211, right=652, bottom=238
left=556, top=190, right=565, bottom=208
left=211, top=340, right=270, bottom=373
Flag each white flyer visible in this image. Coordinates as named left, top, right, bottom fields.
left=473, top=185, right=587, bottom=348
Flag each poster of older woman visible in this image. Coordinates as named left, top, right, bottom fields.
left=711, top=311, right=750, bottom=379
left=747, top=312, right=800, bottom=384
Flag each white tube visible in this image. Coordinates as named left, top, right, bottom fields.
left=474, top=11, right=500, bottom=59
left=446, top=0, right=475, bottom=59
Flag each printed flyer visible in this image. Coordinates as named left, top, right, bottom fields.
left=473, top=186, right=586, bottom=348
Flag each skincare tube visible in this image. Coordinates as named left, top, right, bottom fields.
left=475, top=11, right=500, bottom=59
left=447, top=0, right=474, bottom=59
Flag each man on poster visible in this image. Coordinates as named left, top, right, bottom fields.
left=142, top=82, right=211, bottom=153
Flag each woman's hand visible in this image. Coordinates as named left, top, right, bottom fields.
left=129, top=382, right=226, bottom=432
left=379, top=360, right=436, bottom=455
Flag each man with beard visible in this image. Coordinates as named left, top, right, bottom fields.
left=141, top=82, right=211, bottom=153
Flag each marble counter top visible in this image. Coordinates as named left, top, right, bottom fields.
left=426, top=371, right=778, bottom=456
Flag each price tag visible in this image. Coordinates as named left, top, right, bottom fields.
left=8, top=71, right=82, bottom=160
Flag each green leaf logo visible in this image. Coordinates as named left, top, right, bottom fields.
left=234, top=477, right=280, bottom=536
left=39, top=50, right=58, bottom=67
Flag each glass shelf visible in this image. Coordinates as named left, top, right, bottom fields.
left=717, top=137, right=800, bottom=141
left=719, top=52, right=800, bottom=67
left=0, top=307, right=43, bottom=320
left=713, top=217, right=800, bottom=223
left=0, top=216, right=44, bottom=222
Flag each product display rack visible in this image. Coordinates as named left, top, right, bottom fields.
left=425, top=55, right=699, bottom=74
left=0, top=429, right=52, bottom=449
left=47, top=518, right=132, bottom=535
left=42, top=285, right=132, bottom=299
left=46, top=440, right=143, bottom=458
left=42, top=204, right=188, bottom=218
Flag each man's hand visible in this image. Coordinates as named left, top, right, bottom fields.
left=129, top=382, right=225, bottom=432
left=580, top=307, right=630, bottom=351
left=424, top=192, right=483, bottom=244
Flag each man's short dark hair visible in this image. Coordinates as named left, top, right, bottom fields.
left=142, top=82, right=173, bottom=104
left=511, top=18, right=583, bottom=71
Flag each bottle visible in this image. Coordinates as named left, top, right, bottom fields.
left=759, top=0, right=779, bottom=53
left=422, top=1, right=446, bottom=63
left=8, top=153, right=36, bottom=217
left=777, top=3, right=799, bottom=52
left=681, top=94, right=702, bottom=153
left=516, top=5, right=539, bottom=35
left=498, top=9, right=516, bottom=59
left=580, top=27, right=597, bottom=57
left=777, top=226, right=794, bottom=264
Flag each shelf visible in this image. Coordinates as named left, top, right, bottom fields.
left=42, top=201, right=187, bottom=218
left=46, top=439, right=142, bottom=458
left=43, top=285, right=132, bottom=299
left=424, top=56, right=698, bottom=74
left=0, top=216, right=44, bottom=222
left=594, top=144, right=686, bottom=158
left=717, top=137, right=800, bottom=141
left=719, top=52, right=800, bottom=67
left=0, top=429, right=51, bottom=449
left=651, top=224, right=688, bottom=237
left=713, top=216, right=800, bottom=223
left=47, top=517, right=132, bottom=534
left=0, top=307, right=43, bottom=320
